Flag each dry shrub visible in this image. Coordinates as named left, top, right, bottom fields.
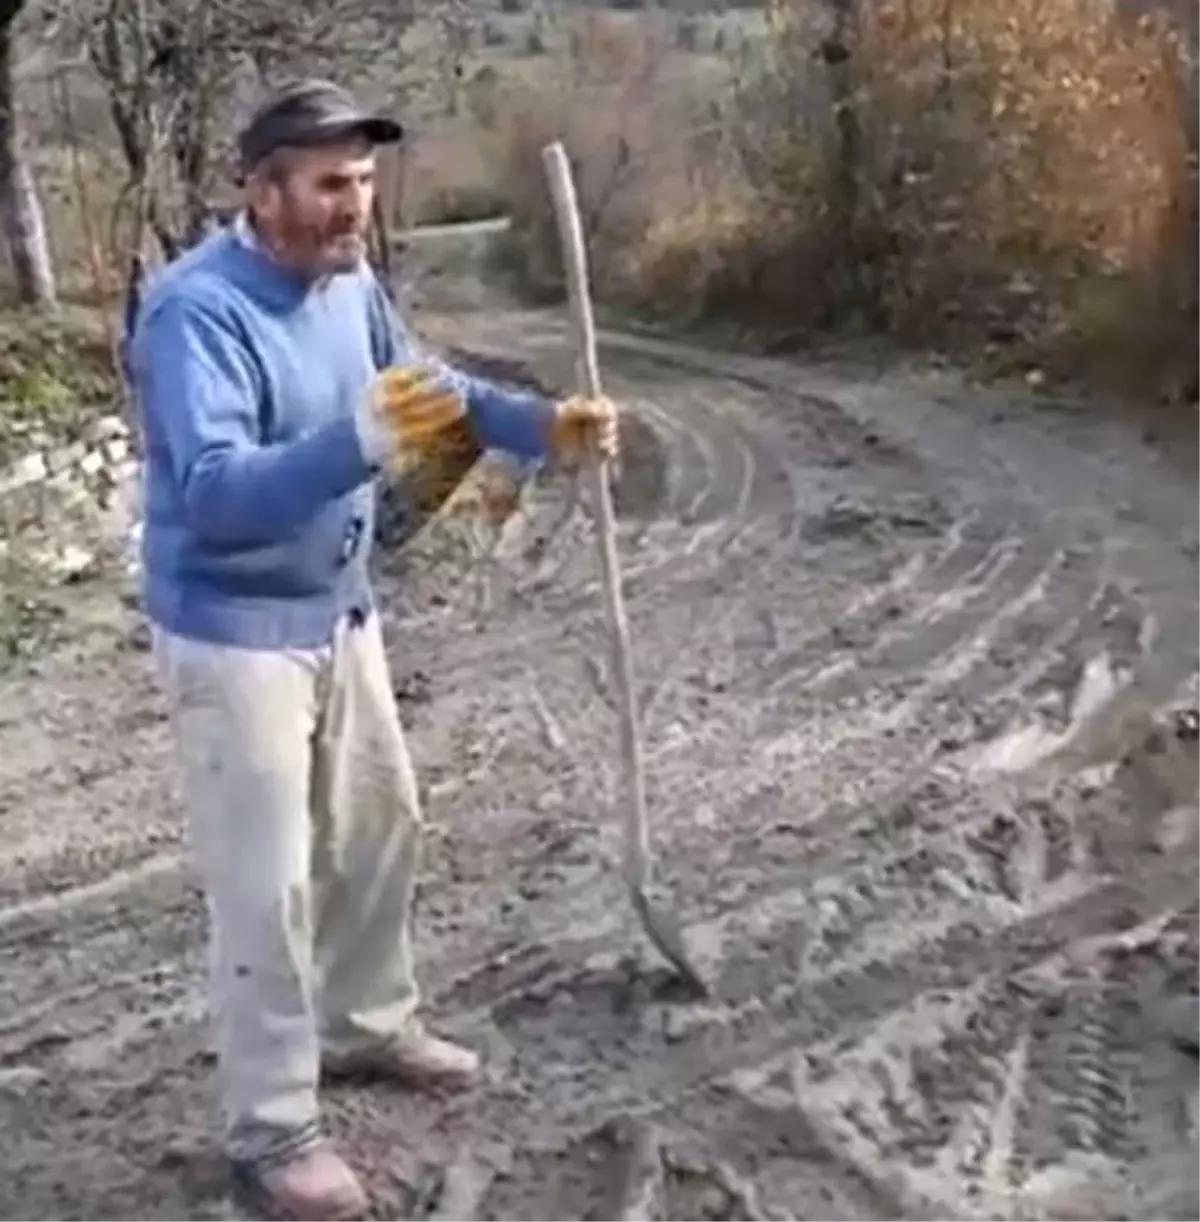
left=627, top=0, right=1197, bottom=400
left=395, top=125, right=510, bottom=229
left=491, top=12, right=716, bottom=304
left=845, top=0, right=1193, bottom=370
left=633, top=182, right=825, bottom=327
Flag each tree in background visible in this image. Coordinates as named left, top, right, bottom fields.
left=0, top=0, right=56, bottom=305
left=51, top=0, right=419, bottom=265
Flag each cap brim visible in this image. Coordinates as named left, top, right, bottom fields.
left=314, top=114, right=404, bottom=147
left=358, top=116, right=404, bottom=144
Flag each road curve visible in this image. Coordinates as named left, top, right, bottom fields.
left=0, top=311, right=1195, bottom=1220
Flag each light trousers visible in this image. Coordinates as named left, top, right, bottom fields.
left=153, top=611, right=423, bottom=1166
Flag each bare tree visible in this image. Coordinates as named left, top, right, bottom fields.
left=0, top=0, right=56, bottom=305
left=431, top=0, right=473, bottom=117
left=55, top=0, right=419, bottom=269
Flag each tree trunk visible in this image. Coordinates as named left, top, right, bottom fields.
left=0, top=20, right=56, bottom=306
left=824, top=0, right=863, bottom=314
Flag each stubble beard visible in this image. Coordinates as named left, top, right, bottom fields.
left=321, top=231, right=366, bottom=274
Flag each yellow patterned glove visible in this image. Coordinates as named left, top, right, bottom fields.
left=548, top=393, right=620, bottom=467
left=356, top=364, right=478, bottom=517
left=360, top=365, right=467, bottom=471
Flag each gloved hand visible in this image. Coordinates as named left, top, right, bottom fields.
left=548, top=393, right=620, bottom=467
left=357, top=365, right=467, bottom=471
left=359, top=365, right=621, bottom=473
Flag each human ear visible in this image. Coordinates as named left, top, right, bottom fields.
left=245, top=171, right=281, bottom=223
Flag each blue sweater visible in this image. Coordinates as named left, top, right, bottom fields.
left=130, top=228, right=555, bottom=650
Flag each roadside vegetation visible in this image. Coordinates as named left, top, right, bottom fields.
left=0, top=0, right=1195, bottom=662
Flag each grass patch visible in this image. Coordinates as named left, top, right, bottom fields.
left=0, top=304, right=122, bottom=467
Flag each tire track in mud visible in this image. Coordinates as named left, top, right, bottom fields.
left=409, top=522, right=1142, bottom=895
left=373, top=322, right=1200, bottom=1212
left=0, top=313, right=1195, bottom=1220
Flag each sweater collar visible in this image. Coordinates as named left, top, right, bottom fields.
left=233, top=210, right=263, bottom=254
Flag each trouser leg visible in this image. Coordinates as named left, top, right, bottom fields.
left=153, top=627, right=325, bottom=1167
left=312, top=612, right=425, bottom=1054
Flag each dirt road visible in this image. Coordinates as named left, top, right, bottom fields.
left=0, top=311, right=1196, bottom=1220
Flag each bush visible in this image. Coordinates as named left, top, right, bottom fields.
left=676, top=0, right=1196, bottom=395
left=491, top=12, right=727, bottom=303
left=492, top=0, right=1197, bottom=403
left=399, top=128, right=511, bottom=228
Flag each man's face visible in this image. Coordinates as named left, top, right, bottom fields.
left=249, top=139, right=376, bottom=277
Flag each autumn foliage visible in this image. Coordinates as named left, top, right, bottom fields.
left=499, top=1, right=1197, bottom=402
left=494, top=13, right=706, bottom=303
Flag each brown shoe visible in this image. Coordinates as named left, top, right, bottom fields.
left=230, top=1142, right=368, bottom=1221
left=322, top=1025, right=481, bottom=1089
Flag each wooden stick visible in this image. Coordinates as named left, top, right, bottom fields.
left=540, top=141, right=648, bottom=888
left=540, top=140, right=705, bottom=994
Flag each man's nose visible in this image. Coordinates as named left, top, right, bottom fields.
left=348, top=182, right=373, bottom=222
left=336, top=191, right=367, bottom=228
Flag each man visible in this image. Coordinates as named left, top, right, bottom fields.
left=129, top=79, right=617, bottom=1220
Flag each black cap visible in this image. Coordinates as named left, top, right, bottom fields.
left=237, top=79, right=403, bottom=175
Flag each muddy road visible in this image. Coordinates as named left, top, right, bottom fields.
left=0, top=311, right=1196, bottom=1220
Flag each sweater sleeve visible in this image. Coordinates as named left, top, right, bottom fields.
left=367, top=276, right=557, bottom=462
left=134, top=292, right=375, bottom=546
